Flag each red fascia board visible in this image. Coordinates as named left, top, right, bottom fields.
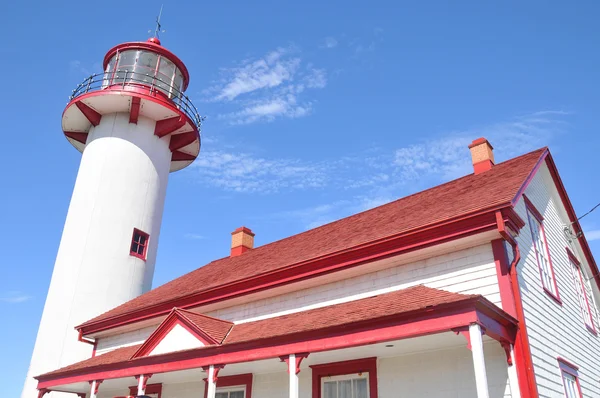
left=511, top=148, right=549, bottom=206
left=77, top=207, right=514, bottom=335
left=544, top=154, right=600, bottom=292
left=40, top=299, right=515, bottom=388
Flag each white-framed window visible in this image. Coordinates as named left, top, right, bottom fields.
left=569, top=252, right=596, bottom=332
left=525, top=197, right=559, bottom=300
left=322, top=373, right=369, bottom=398
left=215, top=386, right=245, bottom=398
left=562, top=372, right=581, bottom=398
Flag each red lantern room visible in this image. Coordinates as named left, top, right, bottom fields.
left=62, top=37, right=202, bottom=172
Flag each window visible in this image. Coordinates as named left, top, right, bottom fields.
left=525, top=196, right=560, bottom=301
left=558, top=358, right=582, bottom=398
left=322, top=374, right=369, bottom=398
left=311, top=358, right=377, bottom=398
left=130, top=228, right=149, bottom=260
left=568, top=250, right=596, bottom=333
left=128, top=382, right=162, bottom=398
left=204, top=374, right=252, bottom=398
left=215, top=387, right=245, bottom=398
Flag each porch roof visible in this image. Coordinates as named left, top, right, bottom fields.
left=37, top=286, right=517, bottom=388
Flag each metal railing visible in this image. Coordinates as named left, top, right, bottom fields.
left=69, top=71, right=204, bottom=131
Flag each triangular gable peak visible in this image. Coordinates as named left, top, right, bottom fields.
left=132, top=308, right=234, bottom=358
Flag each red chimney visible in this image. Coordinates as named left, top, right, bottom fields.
left=230, top=227, right=255, bottom=257
left=468, top=137, right=495, bottom=174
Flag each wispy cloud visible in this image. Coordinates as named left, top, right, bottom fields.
left=320, top=37, right=338, bottom=49
left=189, top=150, right=328, bottom=193
left=188, top=111, right=568, bottom=211
left=585, top=230, right=600, bottom=242
left=0, top=291, right=32, bottom=304
left=184, top=233, right=206, bottom=240
left=206, top=47, right=327, bottom=125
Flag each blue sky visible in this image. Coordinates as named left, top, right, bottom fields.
left=1, top=0, right=600, bottom=395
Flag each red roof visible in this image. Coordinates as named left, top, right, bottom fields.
left=79, top=148, right=546, bottom=330
left=176, top=308, right=233, bottom=344
left=39, top=286, right=486, bottom=379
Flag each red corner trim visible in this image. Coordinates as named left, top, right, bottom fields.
left=129, top=97, right=141, bottom=124
left=155, top=116, right=186, bottom=137
left=37, top=389, right=49, bottom=398
left=496, top=215, right=539, bottom=398
left=279, top=353, right=310, bottom=374
left=203, top=373, right=253, bottom=398
left=310, top=358, right=377, bottom=398
left=492, top=239, right=517, bottom=319
left=129, top=382, right=162, bottom=398
left=169, top=131, right=198, bottom=152
left=171, top=150, right=196, bottom=162
left=132, top=309, right=231, bottom=358
left=64, top=131, right=88, bottom=145
left=75, top=101, right=102, bottom=127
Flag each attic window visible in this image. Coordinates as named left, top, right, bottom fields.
left=130, top=228, right=149, bottom=260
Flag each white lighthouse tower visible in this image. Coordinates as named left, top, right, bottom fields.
left=22, top=35, right=201, bottom=398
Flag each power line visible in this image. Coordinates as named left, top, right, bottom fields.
left=576, top=201, right=600, bottom=222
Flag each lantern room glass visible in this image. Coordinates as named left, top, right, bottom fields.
left=103, top=50, right=184, bottom=99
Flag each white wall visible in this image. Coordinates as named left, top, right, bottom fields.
left=23, top=113, right=172, bottom=398
left=112, top=342, right=509, bottom=398
left=515, top=163, right=600, bottom=397
left=149, top=323, right=205, bottom=356
left=95, top=325, right=156, bottom=356
left=208, top=243, right=500, bottom=323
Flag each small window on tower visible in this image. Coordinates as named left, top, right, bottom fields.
left=130, top=228, right=149, bottom=260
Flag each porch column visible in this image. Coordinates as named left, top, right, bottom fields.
left=289, top=354, right=299, bottom=398
left=469, top=323, right=490, bottom=398
left=280, top=353, right=309, bottom=398
left=89, top=380, right=102, bottom=398
left=506, top=344, right=521, bottom=398
left=206, top=365, right=217, bottom=398
left=136, top=374, right=152, bottom=395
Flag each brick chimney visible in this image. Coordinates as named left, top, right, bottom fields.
left=230, top=227, right=255, bottom=257
left=468, top=137, right=495, bottom=174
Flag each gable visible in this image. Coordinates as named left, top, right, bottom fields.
left=132, top=309, right=233, bottom=358
left=149, top=323, right=204, bottom=356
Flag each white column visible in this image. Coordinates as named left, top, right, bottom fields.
left=469, top=323, right=490, bottom=398
left=206, top=365, right=217, bottom=398
left=288, top=354, right=299, bottom=398
left=89, top=381, right=99, bottom=398
left=507, top=345, right=521, bottom=398
left=137, top=374, right=147, bottom=396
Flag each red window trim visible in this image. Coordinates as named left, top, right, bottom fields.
left=310, top=357, right=377, bottom=398
left=130, top=228, right=150, bottom=261
left=128, top=382, right=162, bottom=397
left=557, top=357, right=583, bottom=398
left=523, top=195, right=562, bottom=304
left=567, top=248, right=597, bottom=335
left=203, top=373, right=253, bottom=398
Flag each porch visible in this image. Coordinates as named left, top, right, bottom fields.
left=35, top=286, right=520, bottom=398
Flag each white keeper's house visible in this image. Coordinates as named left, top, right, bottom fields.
left=23, top=34, right=600, bottom=398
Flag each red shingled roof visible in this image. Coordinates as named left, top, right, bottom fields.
left=38, top=286, right=482, bottom=379
left=79, top=148, right=546, bottom=330
left=176, top=308, right=233, bottom=344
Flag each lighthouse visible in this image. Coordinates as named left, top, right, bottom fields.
left=22, top=36, right=201, bottom=398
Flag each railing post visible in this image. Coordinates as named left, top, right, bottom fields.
left=122, top=70, right=128, bottom=89
left=85, top=76, right=92, bottom=93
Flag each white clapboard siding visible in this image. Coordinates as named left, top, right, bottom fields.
left=514, top=163, right=600, bottom=397
left=208, top=243, right=499, bottom=323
